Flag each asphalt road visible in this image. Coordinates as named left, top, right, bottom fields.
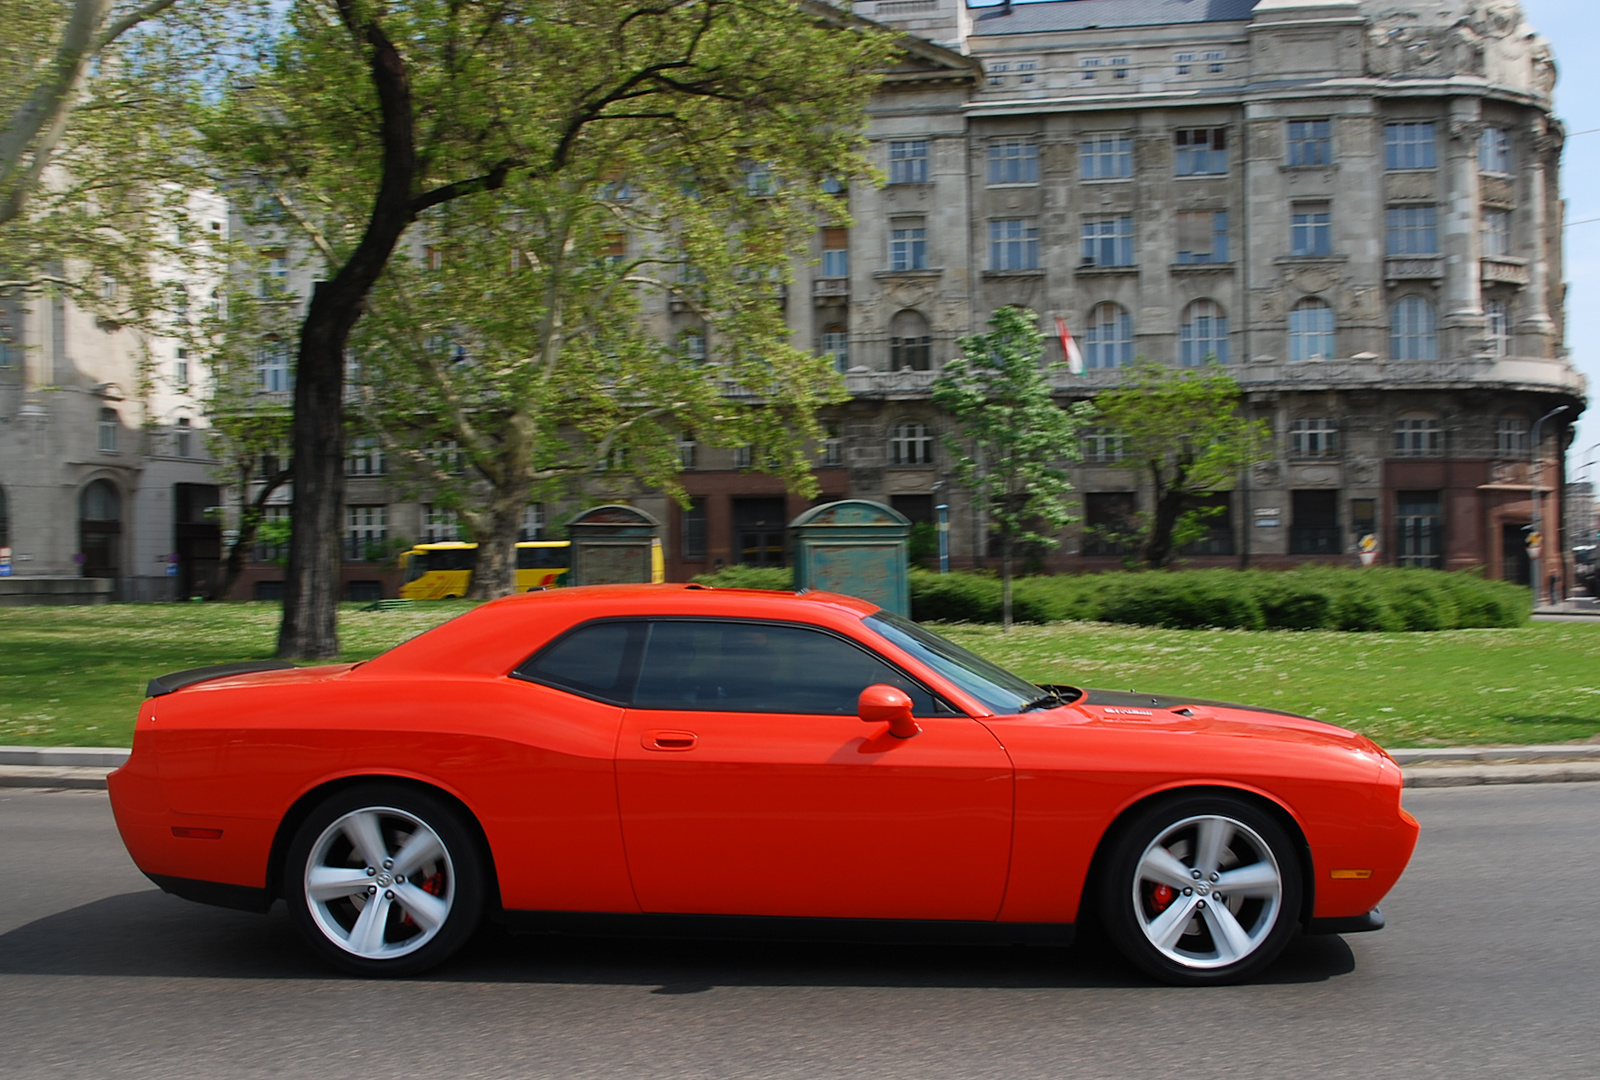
left=3, top=784, right=1598, bottom=1080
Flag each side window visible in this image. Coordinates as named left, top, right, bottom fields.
left=632, top=621, right=940, bottom=716
left=512, top=620, right=645, bottom=704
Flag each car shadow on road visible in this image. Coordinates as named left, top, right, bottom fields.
left=0, top=888, right=1356, bottom=990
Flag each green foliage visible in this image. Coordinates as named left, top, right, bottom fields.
left=907, top=521, right=939, bottom=566
left=1091, top=360, right=1271, bottom=569
left=933, top=306, right=1092, bottom=628
left=691, top=565, right=794, bottom=591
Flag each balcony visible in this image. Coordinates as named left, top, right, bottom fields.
left=1384, top=255, right=1444, bottom=283
left=1043, top=355, right=1586, bottom=397
left=813, top=278, right=849, bottom=305
left=1481, top=256, right=1530, bottom=287
left=843, top=368, right=939, bottom=400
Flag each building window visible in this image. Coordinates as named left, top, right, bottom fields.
left=890, top=421, right=933, bottom=466
left=1080, top=57, right=1101, bottom=81
left=97, top=407, right=118, bottom=452
left=1083, top=492, right=1137, bottom=556
left=821, top=421, right=843, bottom=467
left=1174, top=53, right=1194, bottom=76
left=174, top=348, right=189, bottom=389
left=1179, top=299, right=1228, bottom=366
left=988, top=139, right=1039, bottom=185
left=255, top=504, right=289, bottom=561
left=1205, top=50, right=1225, bottom=73
left=821, top=228, right=848, bottom=278
left=519, top=504, right=545, bottom=541
left=820, top=325, right=850, bottom=373
left=1479, top=127, right=1512, bottom=175
left=1081, top=215, right=1134, bottom=267
left=1395, top=490, right=1444, bottom=568
left=345, top=436, right=385, bottom=476
left=1288, top=298, right=1336, bottom=362
left=1481, top=210, right=1511, bottom=257
left=1386, top=205, right=1438, bottom=256
left=1394, top=414, right=1444, bottom=457
left=1111, top=56, right=1130, bottom=80
left=1178, top=492, right=1234, bottom=556
left=1290, top=490, right=1341, bottom=555
left=175, top=418, right=193, bottom=458
left=682, top=331, right=706, bottom=364
left=986, top=62, right=1007, bottom=87
left=346, top=504, right=388, bottom=560
left=1081, top=133, right=1133, bottom=180
left=1485, top=299, right=1512, bottom=357
left=422, top=504, right=459, bottom=543
left=887, top=140, right=929, bottom=185
left=989, top=218, right=1040, bottom=271
left=744, top=162, right=777, bottom=196
left=1174, top=128, right=1227, bottom=176
left=1291, top=202, right=1332, bottom=257
left=1176, top=210, right=1228, bottom=264
left=1286, top=119, right=1333, bottom=166
left=1083, top=302, right=1133, bottom=370
left=681, top=498, right=707, bottom=558
left=1496, top=416, right=1530, bottom=456
left=1384, top=122, right=1437, bottom=170
left=258, top=338, right=291, bottom=392
left=1390, top=297, right=1438, bottom=360
left=1289, top=417, right=1338, bottom=458
left=427, top=439, right=465, bottom=475
left=258, top=248, right=289, bottom=296
left=732, top=446, right=752, bottom=470
left=1081, top=428, right=1126, bottom=464
left=889, top=310, right=932, bottom=372
left=674, top=431, right=697, bottom=470
left=889, top=219, right=927, bottom=271
left=1018, top=60, right=1037, bottom=84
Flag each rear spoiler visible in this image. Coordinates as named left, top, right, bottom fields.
left=146, top=660, right=297, bottom=698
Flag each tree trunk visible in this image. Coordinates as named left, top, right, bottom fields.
left=1001, top=534, right=1014, bottom=632
left=216, top=468, right=290, bottom=601
left=277, top=11, right=418, bottom=659
left=1145, top=486, right=1186, bottom=570
left=466, top=484, right=528, bottom=600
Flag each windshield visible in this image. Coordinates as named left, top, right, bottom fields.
left=864, top=611, right=1048, bottom=715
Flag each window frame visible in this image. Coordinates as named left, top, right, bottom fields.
left=890, top=421, right=934, bottom=467
left=1178, top=299, right=1229, bottom=366
left=1290, top=201, right=1332, bottom=257
left=1286, top=119, right=1333, bottom=167
left=1288, top=298, right=1337, bottom=362
left=989, top=217, right=1040, bottom=271
left=987, top=138, right=1040, bottom=186
left=1080, top=133, right=1134, bottom=181
left=1080, top=215, right=1135, bottom=267
left=887, top=140, right=930, bottom=185
left=1384, top=122, right=1438, bottom=171
left=1174, top=128, right=1227, bottom=177
left=1386, top=205, right=1439, bottom=256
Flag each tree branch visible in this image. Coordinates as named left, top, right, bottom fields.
left=409, top=160, right=519, bottom=216
left=96, top=0, right=181, bottom=48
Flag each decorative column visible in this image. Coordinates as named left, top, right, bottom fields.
left=1442, top=103, right=1485, bottom=353
left=1520, top=117, right=1557, bottom=344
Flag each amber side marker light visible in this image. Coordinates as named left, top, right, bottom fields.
left=171, top=826, right=224, bottom=840
left=1330, top=869, right=1373, bottom=880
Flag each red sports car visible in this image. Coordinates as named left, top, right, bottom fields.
left=108, top=584, right=1418, bottom=985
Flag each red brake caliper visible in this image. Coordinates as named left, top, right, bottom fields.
left=400, top=872, right=446, bottom=928
left=1151, top=883, right=1175, bottom=913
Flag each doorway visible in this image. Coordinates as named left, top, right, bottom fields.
left=733, top=497, right=787, bottom=567
left=1501, top=524, right=1531, bottom=585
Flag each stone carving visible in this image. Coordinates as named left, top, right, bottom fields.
left=1343, top=285, right=1381, bottom=323
left=1252, top=460, right=1281, bottom=485
left=1288, top=264, right=1339, bottom=295
left=884, top=277, right=934, bottom=310
left=1349, top=461, right=1376, bottom=486
left=1252, top=289, right=1286, bottom=324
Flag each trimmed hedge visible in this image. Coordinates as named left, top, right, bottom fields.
left=690, top=564, right=1530, bottom=632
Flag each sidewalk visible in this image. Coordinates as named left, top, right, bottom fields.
left=5, top=744, right=1600, bottom=791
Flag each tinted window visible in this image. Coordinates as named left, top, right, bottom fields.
left=513, top=621, right=644, bottom=703
left=516, top=545, right=568, bottom=570
left=632, top=621, right=939, bottom=716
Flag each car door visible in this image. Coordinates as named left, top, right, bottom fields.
left=614, top=619, right=1014, bottom=921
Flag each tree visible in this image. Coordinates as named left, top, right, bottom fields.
left=1092, top=359, right=1270, bottom=570
left=207, top=0, right=895, bottom=658
left=933, top=307, right=1091, bottom=631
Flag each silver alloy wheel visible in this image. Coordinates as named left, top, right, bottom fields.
left=303, top=805, right=456, bottom=961
left=1131, top=813, right=1283, bottom=971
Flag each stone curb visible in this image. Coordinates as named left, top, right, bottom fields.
left=5, top=745, right=1600, bottom=792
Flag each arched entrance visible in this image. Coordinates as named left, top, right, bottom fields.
left=79, top=479, right=122, bottom=581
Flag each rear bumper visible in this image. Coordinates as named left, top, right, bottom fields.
left=145, top=873, right=274, bottom=914
left=1306, top=907, right=1385, bottom=935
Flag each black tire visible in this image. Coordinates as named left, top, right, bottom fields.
left=1098, top=793, right=1302, bottom=986
left=285, top=783, right=485, bottom=977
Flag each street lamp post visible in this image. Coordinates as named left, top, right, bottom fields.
left=1530, top=404, right=1570, bottom=610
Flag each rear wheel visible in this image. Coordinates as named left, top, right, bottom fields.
left=285, top=784, right=484, bottom=977
left=1099, top=794, right=1301, bottom=986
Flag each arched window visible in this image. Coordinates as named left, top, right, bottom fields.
left=1485, top=299, right=1511, bottom=357
left=79, top=479, right=122, bottom=580
left=1178, top=299, right=1228, bottom=366
left=1288, top=298, right=1335, bottom=362
left=820, top=323, right=849, bottom=373
left=97, top=408, right=119, bottom=452
left=1083, top=302, right=1133, bottom=370
left=889, top=310, right=931, bottom=371
left=890, top=421, right=933, bottom=466
left=1390, top=297, right=1438, bottom=360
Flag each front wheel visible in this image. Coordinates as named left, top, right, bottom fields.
left=285, top=784, right=484, bottom=977
left=1099, top=794, right=1302, bottom=986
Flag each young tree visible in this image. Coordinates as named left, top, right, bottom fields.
left=1092, top=359, right=1270, bottom=570
left=207, top=0, right=895, bottom=658
left=933, top=307, right=1091, bottom=631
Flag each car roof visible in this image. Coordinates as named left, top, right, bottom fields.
left=359, top=584, right=882, bottom=679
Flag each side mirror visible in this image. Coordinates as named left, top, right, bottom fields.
left=858, top=684, right=920, bottom=740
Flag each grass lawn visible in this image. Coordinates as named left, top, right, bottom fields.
left=1, top=601, right=1596, bottom=749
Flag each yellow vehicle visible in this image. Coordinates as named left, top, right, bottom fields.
left=398, top=538, right=665, bottom=599
left=399, top=541, right=572, bottom=600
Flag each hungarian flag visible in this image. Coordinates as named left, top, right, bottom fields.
left=1055, top=315, right=1084, bottom=375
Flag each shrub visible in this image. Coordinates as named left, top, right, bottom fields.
left=691, top=565, right=794, bottom=590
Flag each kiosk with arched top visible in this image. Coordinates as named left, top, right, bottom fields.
left=789, top=500, right=911, bottom=616
left=566, top=504, right=663, bottom=586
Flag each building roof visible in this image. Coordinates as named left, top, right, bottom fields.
left=970, top=0, right=1259, bottom=35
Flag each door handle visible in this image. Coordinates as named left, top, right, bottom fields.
left=643, top=730, right=698, bottom=751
